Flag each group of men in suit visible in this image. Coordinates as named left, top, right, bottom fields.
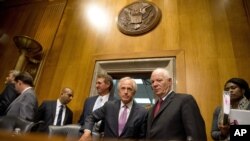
left=78, top=68, right=207, bottom=141
left=0, top=70, right=74, bottom=133
left=0, top=68, right=207, bottom=141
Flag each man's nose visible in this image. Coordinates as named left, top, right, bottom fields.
left=124, top=89, right=128, bottom=93
left=151, top=82, right=157, bottom=87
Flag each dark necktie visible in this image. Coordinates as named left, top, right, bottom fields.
left=118, top=105, right=128, bottom=135
left=154, top=98, right=163, bottom=117
left=56, top=105, right=64, bottom=126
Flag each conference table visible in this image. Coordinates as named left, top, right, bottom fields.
left=0, top=130, right=145, bottom=141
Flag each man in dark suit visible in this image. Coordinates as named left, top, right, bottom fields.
left=5, top=72, right=38, bottom=121
left=79, top=77, right=147, bottom=141
left=35, top=87, right=74, bottom=132
left=0, top=70, right=20, bottom=116
left=147, top=68, right=207, bottom=141
left=78, top=74, right=115, bottom=133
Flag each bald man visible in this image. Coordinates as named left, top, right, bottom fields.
left=147, top=68, right=207, bottom=140
left=35, top=87, right=74, bottom=132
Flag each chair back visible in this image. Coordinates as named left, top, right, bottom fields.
left=0, top=116, right=35, bottom=133
left=48, top=124, right=81, bottom=138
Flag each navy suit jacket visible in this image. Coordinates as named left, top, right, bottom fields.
left=147, top=91, right=207, bottom=141
left=84, top=99, right=148, bottom=139
left=0, top=83, right=19, bottom=116
left=78, top=94, right=115, bottom=125
left=35, top=100, right=73, bottom=132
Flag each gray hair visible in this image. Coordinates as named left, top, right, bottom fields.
left=118, top=77, right=137, bottom=93
left=152, top=68, right=172, bottom=79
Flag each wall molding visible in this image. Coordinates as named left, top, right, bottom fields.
left=89, top=50, right=186, bottom=96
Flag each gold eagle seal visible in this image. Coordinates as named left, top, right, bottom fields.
left=117, top=1, right=161, bottom=35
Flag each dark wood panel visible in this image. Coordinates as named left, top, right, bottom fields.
left=243, top=0, right=250, bottom=25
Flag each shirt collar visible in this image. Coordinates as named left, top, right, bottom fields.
left=161, top=90, right=173, bottom=101
left=120, top=100, right=133, bottom=110
left=98, top=93, right=110, bottom=102
left=21, top=87, right=32, bottom=95
left=57, top=99, right=64, bottom=107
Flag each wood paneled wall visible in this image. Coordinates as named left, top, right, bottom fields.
left=1, top=0, right=250, bottom=140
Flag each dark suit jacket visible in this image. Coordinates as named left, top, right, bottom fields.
left=6, top=88, right=38, bottom=121
left=0, top=83, right=19, bottom=116
left=147, top=91, right=207, bottom=141
left=35, top=100, right=73, bottom=132
left=78, top=94, right=115, bottom=125
left=84, top=99, right=148, bottom=139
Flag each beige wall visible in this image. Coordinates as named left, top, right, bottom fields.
left=1, top=0, right=250, bottom=140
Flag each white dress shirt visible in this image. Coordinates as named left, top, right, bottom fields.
left=53, top=99, right=66, bottom=126
left=92, top=94, right=110, bottom=111
left=119, top=100, right=133, bottom=121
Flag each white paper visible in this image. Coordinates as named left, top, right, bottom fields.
left=230, top=109, right=250, bottom=125
left=223, top=91, right=230, bottom=114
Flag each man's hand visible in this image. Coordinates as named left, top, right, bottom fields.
left=79, top=130, right=92, bottom=141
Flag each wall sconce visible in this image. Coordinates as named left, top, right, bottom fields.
left=13, top=35, right=43, bottom=82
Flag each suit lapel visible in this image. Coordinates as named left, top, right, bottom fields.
left=51, top=101, right=57, bottom=122
left=125, top=101, right=136, bottom=125
left=152, top=92, right=175, bottom=119
left=90, top=96, right=98, bottom=111
left=113, top=100, right=121, bottom=136
left=63, top=107, right=69, bottom=125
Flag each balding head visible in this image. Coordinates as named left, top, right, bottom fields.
left=59, top=87, right=74, bottom=105
left=150, top=68, right=173, bottom=98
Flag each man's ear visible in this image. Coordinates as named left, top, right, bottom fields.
left=168, top=78, right=172, bottom=82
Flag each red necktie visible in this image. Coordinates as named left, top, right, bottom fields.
left=154, top=99, right=163, bottom=117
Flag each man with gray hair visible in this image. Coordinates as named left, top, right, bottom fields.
left=0, top=70, right=20, bottom=116
left=79, top=77, right=147, bottom=140
left=147, top=68, right=207, bottom=140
